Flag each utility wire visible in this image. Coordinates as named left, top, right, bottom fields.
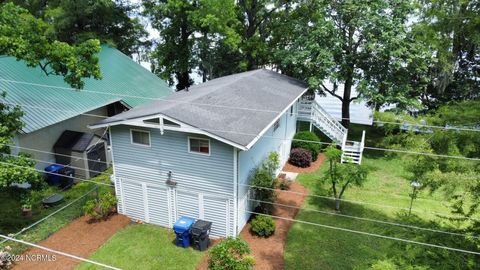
left=0, top=234, right=121, bottom=270
left=240, top=183, right=480, bottom=222
left=1, top=154, right=473, bottom=217
left=3, top=99, right=480, bottom=132
left=5, top=127, right=480, bottom=161
left=248, top=211, right=480, bottom=256
left=0, top=187, right=98, bottom=245
left=247, top=198, right=480, bottom=239
left=2, top=148, right=479, bottom=220
left=4, top=144, right=109, bottom=164
left=0, top=160, right=113, bottom=187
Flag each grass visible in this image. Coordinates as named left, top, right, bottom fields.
left=284, top=125, right=478, bottom=269
left=0, top=168, right=113, bottom=254
left=76, top=224, right=205, bottom=270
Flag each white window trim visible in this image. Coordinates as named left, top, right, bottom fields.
left=130, top=129, right=151, bottom=147
left=188, top=136, right=211, bottom=156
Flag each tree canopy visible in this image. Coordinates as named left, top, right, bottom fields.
left=0, top=3, right=102, bottom=89
left=10, top=0, right=147, bottom=56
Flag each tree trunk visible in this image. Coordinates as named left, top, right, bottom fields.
left=335, top=198, right=341, bottom=211
left=176, top=20, right=192, bottom=91
left=176, top=72, right=190, bottom=91
left=341, top=76, right=353, bottom=128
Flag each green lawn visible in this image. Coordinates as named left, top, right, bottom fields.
left=284, top=124, right=478, bottom=269
left=0, top=169, right=113, bottom=254
left=76, top=224, right=205, bottom=270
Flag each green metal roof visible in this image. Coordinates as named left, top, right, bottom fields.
left=0, top=45, right=172, bottom=133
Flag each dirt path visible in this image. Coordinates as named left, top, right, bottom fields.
left=13, top=214, right=130, bottom=270
left=240, top=182, right=309, bottom=270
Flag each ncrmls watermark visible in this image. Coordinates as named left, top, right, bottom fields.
left=1, top=253, right=57, bottom=262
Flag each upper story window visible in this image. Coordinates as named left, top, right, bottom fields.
left=290, top=105, right=294, bottom=116
left=130, top=129, right=151, bottom=146
left=273, top=119, right=280, bottom=131
left=189, top=137, right=210, bottom=155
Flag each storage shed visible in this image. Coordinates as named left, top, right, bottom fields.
left=53, top=130, right=108, bottom=179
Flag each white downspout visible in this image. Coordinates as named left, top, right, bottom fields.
left=233, top=148, right=238, bottom=236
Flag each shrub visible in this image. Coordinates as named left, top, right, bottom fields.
left=292, top=131, right=321, bottom=161
left=208, top=237, right=255, bottom=270
left=250, top=215, right=276, bottom=237
left=261, top=152, right=280, bottom=176
left=251, top=169, right=276, bottom=214
left=289, top=148, right=312, bottom=168
left=84, top=192, right=117, bottom=221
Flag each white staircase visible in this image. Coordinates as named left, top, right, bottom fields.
left=298, top=97, right=365, bottom=164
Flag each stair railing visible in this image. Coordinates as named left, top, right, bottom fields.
left=311, top=101, right=347, bottom=144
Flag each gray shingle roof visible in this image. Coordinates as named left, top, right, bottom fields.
left=94, top=69, right=308, bottom=148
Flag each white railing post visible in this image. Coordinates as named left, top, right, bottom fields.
left=341, top=130, right=348, bottom=150
left=358, top=130, right=366, bottom=164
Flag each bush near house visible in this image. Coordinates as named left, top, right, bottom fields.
left=291, top=131, right=321, bottom=161
left=250, top=215, right=276, bottom=237
left=208, top=237, right=255, bottom=270
left=250, top=152, right=279, bottom=214
left=83, top=192, right=117, bottom=221
left=289, top=148, right=312, bottom=167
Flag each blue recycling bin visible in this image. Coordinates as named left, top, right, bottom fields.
left=173, top=217, right=195, bottom=248
left=44, top=164, right=65, bottom=186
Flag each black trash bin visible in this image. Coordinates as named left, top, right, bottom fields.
left=59, top=167, right=75, bottom=189
left=190, top=220, right=212, bottom=251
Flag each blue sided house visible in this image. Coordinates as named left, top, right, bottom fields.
left=90, top=69, right=365, bottom=237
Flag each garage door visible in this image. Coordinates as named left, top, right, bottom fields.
left=121, top=181, right=145, bottom=221
left=146, top=185, right=169, bottom=227
left=116, top=178, right=233, bottom=237
left=203, top=195, right=230, bottom=237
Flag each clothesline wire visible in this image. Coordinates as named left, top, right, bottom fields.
left=248, top=211, right=480, bottom=256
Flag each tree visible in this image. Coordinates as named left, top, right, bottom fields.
left=143, top=0, right=240, bottom=90
left=273, top=0, right=426, bottom=127
left=0, top=3, right=102, bottom=89
left=415, top=0, right=480, bottom=109
left=10, top=0, right=148, bottom=56
left=324, top=145, right=369, bottom=211
left=0, top=3, right=102, bottom=187
left=377, top=101, right=480, bottom=229
left=0, top=92, right=42, bottom=188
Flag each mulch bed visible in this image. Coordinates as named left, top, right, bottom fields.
left=240, top=182, right=309, bottom=270
left=197, top=155, right=326, bottom=270
left=282, top=153, right=326, bottom=173
left=12, top=214, right=131, bottom=270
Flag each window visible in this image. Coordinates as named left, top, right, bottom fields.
left=290, top=106, right=294, bottom=116
left=189, top=137, right=210, bottom=155
left=273, top=119, right=280, bottom=131
left=131, top=129, right=150, bottom=146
